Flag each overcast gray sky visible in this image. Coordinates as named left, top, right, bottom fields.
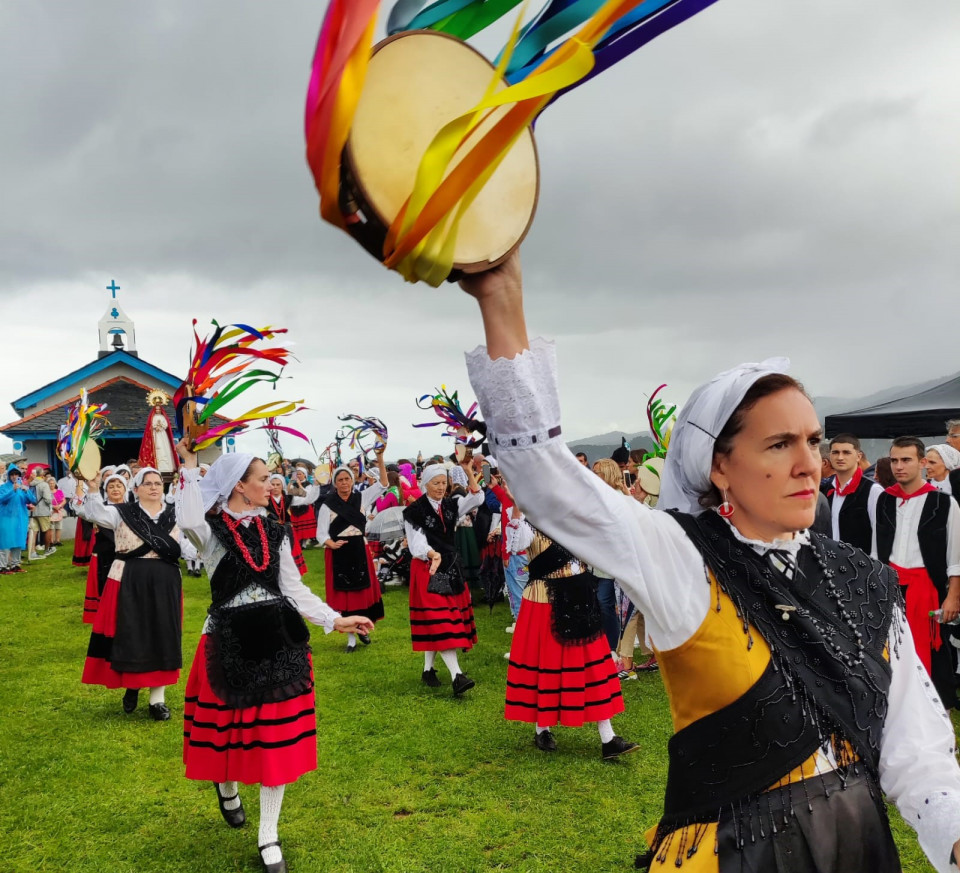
left=3, top=0, right=958, bottom=461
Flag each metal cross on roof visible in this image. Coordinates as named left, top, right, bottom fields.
left=107, top=280, right=120, bottom=299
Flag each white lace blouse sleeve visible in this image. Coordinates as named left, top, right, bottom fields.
left=404, top=520, right=430, bottom=560
left=290, top=484, right=320, bottom=507
left=73, top=491, right=121, bottom=529
left=455, top=489, right=484, bottom=518
left=361, top=482, right=385, bottom=512
left=315, top=503, right=332, bottom=544
left=878, top=612, right=960, bottom=871
left=465, top=338, right=710, bottom=651
left=174, top=467, right=211, bottom=552
left=505, top=516, right=535, bottom=553
left=277, top=539, right=340, bottom=632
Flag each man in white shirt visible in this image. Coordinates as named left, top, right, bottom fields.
left=876, top=436, right=960, bottom=709
left=820, top=433, right=883, bottom=556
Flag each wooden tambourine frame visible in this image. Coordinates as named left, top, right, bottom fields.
left=340, top=30, right=540, bottom=279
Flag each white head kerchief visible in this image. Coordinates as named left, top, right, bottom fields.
left=269, top=473, right=286, bottom=486
left=199, top=453, right=255, bottom=513
left=420, top=464, right=447, bottom=490
left=659, top=358, right=791, bottom=514
left=332, top=465, right=355, bottom=485
left=101, top=473, right=128, bottom=501
left=929, top=444, right=960, bottom=471
left=131, top=467, right=161, bottom=491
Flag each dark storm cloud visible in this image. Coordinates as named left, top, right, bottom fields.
left=2, top=0, right=958, bottom=453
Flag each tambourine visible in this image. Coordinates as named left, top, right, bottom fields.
left=315, top=463, right=332, bottom=486
left=340, top=30, right=540, bottom=278
left=74, top=441, right=102, bottom=482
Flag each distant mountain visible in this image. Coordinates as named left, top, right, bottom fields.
left=566, top=430, right=654, bottom=462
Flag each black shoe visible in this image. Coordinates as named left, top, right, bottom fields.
left=421, top=668, right=441, bottom=688
left=452, top=673, right=475, bottom=696
left=357, top=633, right=371, bottom=646
left=259, top=841, right=287, bottom=873
left=534, top=730, right=557, bottom=752
left=214, top=783, right=246, bottom=828
left=344, top=643, right=357, bottom=654
left=122, top=688, right=139, bottom=714
left=601, top=735, right=640, bottom=760
left=149, top=702, right=171, bottom=721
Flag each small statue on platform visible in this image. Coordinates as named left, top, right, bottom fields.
left=139, top=389, right=180, bottom=476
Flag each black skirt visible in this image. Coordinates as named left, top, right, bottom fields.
left=110, top=558, right=182, bottom=673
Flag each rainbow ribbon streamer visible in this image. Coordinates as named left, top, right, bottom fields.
left=414, top=385, right=486, bottom=447
left=56, top=390, right=110, bottom=474
left=173, top=320, right=304, bottom=452
left=338, top=414, right=389, bottom=453
left=305, top=0, right=719, bottom=285
left=643, top=383, right=676, bottom=461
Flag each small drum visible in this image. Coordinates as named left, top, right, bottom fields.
left=341, top=30, right=540, bottom=277
left=74, top=441, right=101, bottom=482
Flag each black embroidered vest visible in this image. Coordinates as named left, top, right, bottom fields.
left=653, top=511, right=900, bottom=844
left=876, top=491, right=951, bottom=596
left=819, top=475, right=875, bottom=552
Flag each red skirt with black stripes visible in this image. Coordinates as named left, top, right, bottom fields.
left=183, top=635, right=317, bottom=787
left=83, top=554, right=100, bottom=624
left=290, top=534, right=307, bottom=576
left=324, top=545, right=385, bottom=622
left=290, top=505, right=317, bottom=544
left=408, top=558, right=477, bottom=652
left=505, top=599, right=623, bottom=727
left=73, top=519, right=95, bottom=567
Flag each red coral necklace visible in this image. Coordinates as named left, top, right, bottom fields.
left=222, top=512, right=270, bottom=572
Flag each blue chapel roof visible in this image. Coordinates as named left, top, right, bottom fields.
left=11, top=350, right=183, bottom=415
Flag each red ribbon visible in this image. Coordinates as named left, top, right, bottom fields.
left=885, top=482, right=936, bottom=506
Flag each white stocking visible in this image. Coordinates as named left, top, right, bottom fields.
left=423, top=651, right=436, bottom=671
left=218, top=781, right=240, bottom=811
left=597, top=719, right=615, bottom=744
left=148, top=687, right=165, bottom=706
left=259, top=784, right=286, bottom=864
left=438, top=649, right=461, bottom=679
left=347, top=632, right=357, bottom=647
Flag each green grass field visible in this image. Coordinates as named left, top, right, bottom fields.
left=0, top=546, right=944, bottom=872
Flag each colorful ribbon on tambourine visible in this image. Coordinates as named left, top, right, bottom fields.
left=318, top=439, right=344, bottom=467
left=338, top=414, right=389, bottom=452
left=644, top=383, right=676, bottom=461
left=305, top=0, right=719, bottom=285
left=56, top=390, right=110, bottom=473
left=173, top=320, right=303, bottom=451
left=414, top=385, right=486, bottom=447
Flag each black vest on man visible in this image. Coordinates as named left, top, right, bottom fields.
left=876, top=490, right=951, bottom=597
left=819, top=475, right=875, bottom=553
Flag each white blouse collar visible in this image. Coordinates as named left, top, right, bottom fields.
left=723, top=517, right=810, bottom=556
left=222, top=505, right=267, bottom=521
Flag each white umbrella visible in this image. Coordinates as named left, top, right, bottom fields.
left=366, top=506, right=405, bottom=542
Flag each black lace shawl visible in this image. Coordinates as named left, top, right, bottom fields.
left=115, top=503, right=180, bottom=564
left=527, top=533, right=602, bottom=645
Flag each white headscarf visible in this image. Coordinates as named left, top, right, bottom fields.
left=131, top=467, right=162, bottom=490
left=332, top=465, right=355, bottom=485
left=659, top=358, right=791, bottom=515
left=101, top=473, right=128, bottom=502
left=269, top=473, right=286, bottom=485
left=420, top=464, right=448, bottom=491
left=929, top=444, right=960, bottom=471
left=199, top=453, right=256, bottom=513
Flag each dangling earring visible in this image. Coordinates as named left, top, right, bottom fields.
left=717, top=490, right=735, bottom=518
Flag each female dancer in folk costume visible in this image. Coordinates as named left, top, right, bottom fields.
left=502, top=494, right=639, bottom=759
left=267, top=474, right=310, bottom=576
left=71, top=466, right=109, bottom=569
left=82, top=473, right=128, bottom=623
left=461, top=252, right=960, bottom=873
left=73, top=467, right=182, bottom=721
left=287, top=466, right=318, bottom=547
left=175, top=443, right=372, bottom=873
left=316, top=447, right=388, bottom=653
left=404, top=462, right=484, bottom=695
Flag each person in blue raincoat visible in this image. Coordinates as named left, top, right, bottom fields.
left=0, top=467, right=36, bottom=573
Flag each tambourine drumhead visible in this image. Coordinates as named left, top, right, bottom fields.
left=75, top=441, right=101, bottom=481
left=345, top=30, right=539, bottom=274
left=454, top=426, right=469, bottom=462
left=315, top=463, right=331, bottom=486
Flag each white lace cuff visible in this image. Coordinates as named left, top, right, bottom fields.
left=465, top=337, right=563, bottom=454
left=916, top=791, right=960, bottom=872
